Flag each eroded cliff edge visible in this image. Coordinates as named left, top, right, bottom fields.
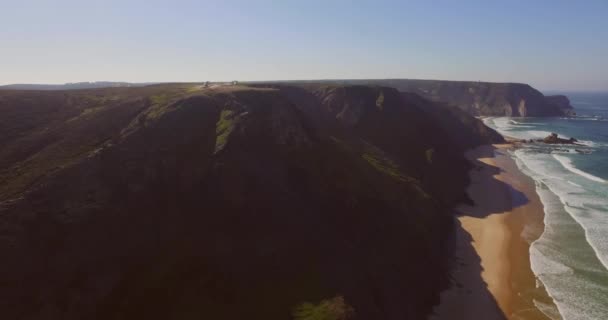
left=264, top=79, right=574, bottom=117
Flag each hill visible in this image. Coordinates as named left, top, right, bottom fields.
left=0, top=83, right=502, bottom=319
left=2, top=79, right=575, bottom=118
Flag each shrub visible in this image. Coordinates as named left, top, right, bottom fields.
left=292, top=296, right=354, bottom=320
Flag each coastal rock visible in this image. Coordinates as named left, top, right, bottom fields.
left=541, top=133, right=580, bottom=144
left=545, top=95, right=576, bottom=116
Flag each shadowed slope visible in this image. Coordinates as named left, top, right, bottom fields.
left=0, top=83, right=502, bottom=320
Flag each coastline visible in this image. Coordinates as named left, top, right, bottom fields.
left=430, top=143, right=559, bottom=320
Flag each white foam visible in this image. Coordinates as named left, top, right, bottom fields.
left=495, top=110, right=608, bottom=319
left=490, top=117, right=513, bottom=130
left=533, top=299, right=563, bottom=320
left=486, top=117, right=554, bottom=140
left=552, top=155, right=606, bottom=183
left=528, top=130, right=554, bottom=139
left=567, top=180, right=583, bottom=188
left=576, top=140, right=600, bottom=147
left=510, top=119, right=544, bottom=125
left=486, top=117, right=607, bottom=149
left=513, top=150, right=608, bottom=319
left=530, top=244, right=574, bottom=276
left=563, top=204, right=608, bottom=270
left=563, top=116, right=608, bottom=121
left=518, top=151, right=608, bottom=269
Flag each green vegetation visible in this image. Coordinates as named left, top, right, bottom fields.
left=292, top=296, right=354, bottom=320
left=361, top=153, right=402, bottom=180
left=214, top=109, right=236, bottom=153
left=150, top=93, right=170, bottom=106
left=139, top=88, right=192, bottom=125
left=360, top=142, right=430, bottom=199
left=361, top=142, right=407, bottom=182
left=186, top=85, right=203, bottom=93
left=144, top=93, right=174, bottom=121
left=66, top=106, right=105, bottom=123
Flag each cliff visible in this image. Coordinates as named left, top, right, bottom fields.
left=384, top=80, right=565, bottom=116
left=545, top=94, right=575, bottom=115
left=266, top=79, right=572, bottom=117
left=0, top=83, right=502, bottom=320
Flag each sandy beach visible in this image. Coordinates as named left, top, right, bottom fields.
left=430, top=143, right=557, bottom=320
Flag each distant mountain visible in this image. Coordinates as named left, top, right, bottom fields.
left=257, top=79, right=574, bottom=117
left=0, top=83, right=502, bottom=319
left=0, top=81, right=156, bottom=90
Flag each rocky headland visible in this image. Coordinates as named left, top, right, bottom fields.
left=263, top=79, right=575, bottom=117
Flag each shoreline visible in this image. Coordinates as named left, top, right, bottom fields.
left=430, top=143, right=558, bottom=320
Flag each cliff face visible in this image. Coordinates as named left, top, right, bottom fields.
left=274, top=84, right=503, bottom=205
left=0, top=84, right=502, bottom=320
left=272, top=79, right=572, bottom=117
left=357, top=80, right=569, bottom=117
left=545, top=94, right=575, bottom=115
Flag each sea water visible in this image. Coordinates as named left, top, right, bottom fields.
left=484, top=92, right=608, bottom=320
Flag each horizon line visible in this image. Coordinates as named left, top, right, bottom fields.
left=1, top=78, right=606, bottom=93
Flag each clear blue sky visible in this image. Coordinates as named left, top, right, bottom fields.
left=2, top=0, right=607, bottom=90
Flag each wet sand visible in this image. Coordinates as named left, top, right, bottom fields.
left=430, top=144, right=557, bottom=320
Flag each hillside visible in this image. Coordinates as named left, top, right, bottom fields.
left=260, top=79, right=573, bottom=117
left=0, top=83, right=502, bottom=319
left=3, top=79, right=575, bottom=118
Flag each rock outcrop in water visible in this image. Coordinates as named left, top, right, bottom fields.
left=541, top=133, right=580, bottom=145
left=0, top=83, right=503, bottom=320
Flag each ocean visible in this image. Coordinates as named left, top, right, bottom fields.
left=484, top=92, right=608, bottom=320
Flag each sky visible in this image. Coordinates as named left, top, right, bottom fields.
left=2, top=0, right=607, bottom=91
